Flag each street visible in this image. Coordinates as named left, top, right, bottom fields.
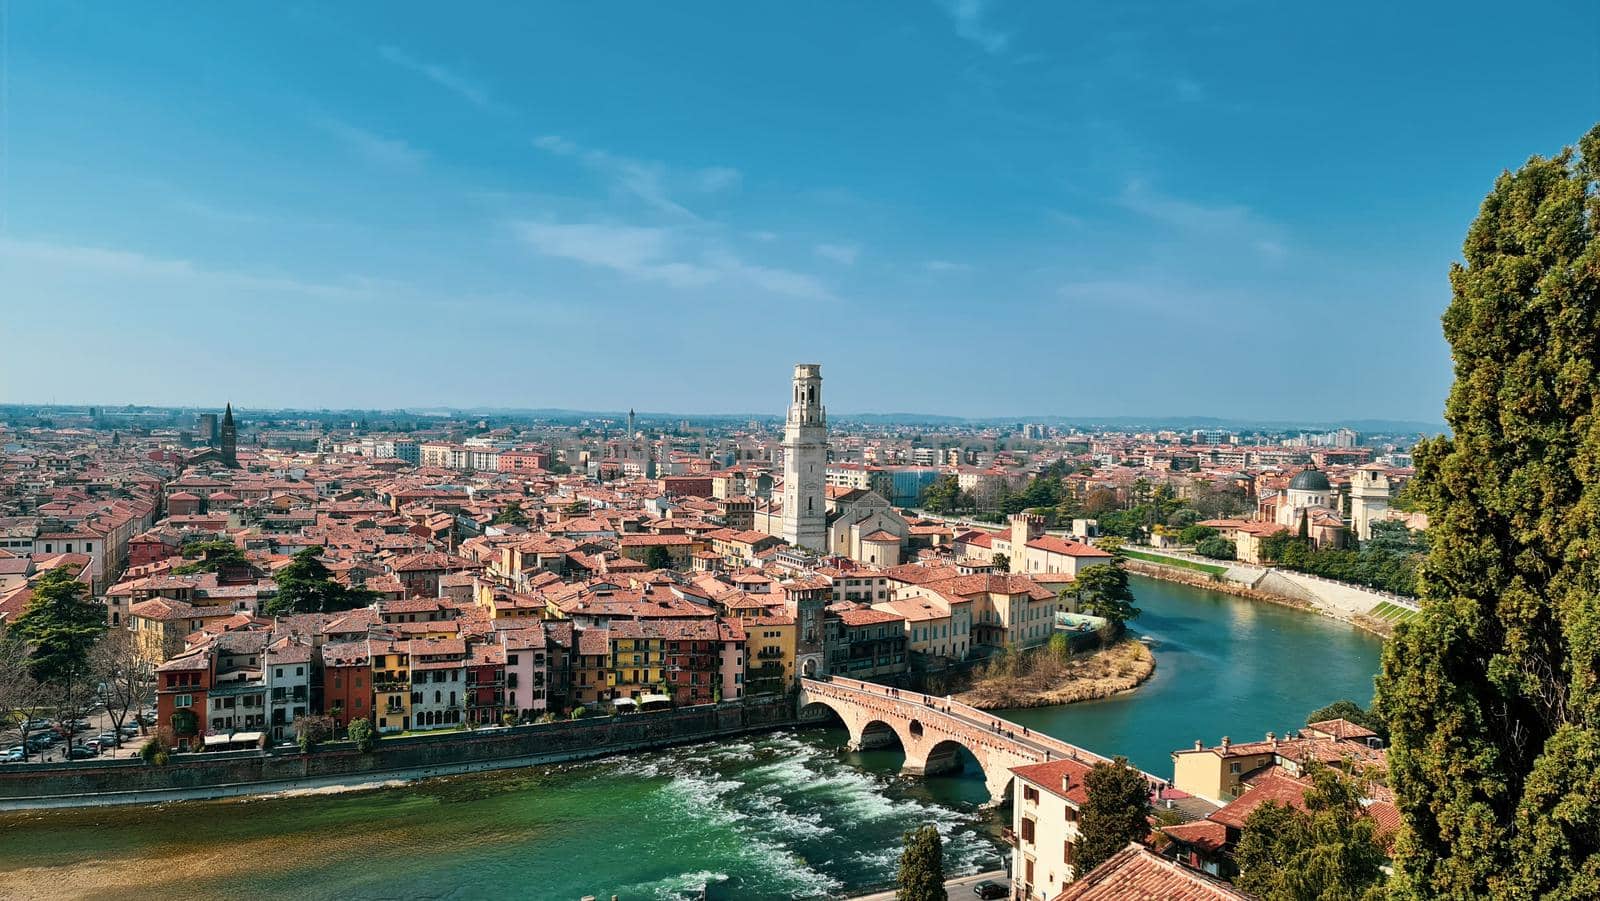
left=3, top=703, right=155, bottom=764
left=848, top=868, right=1010, bottom=901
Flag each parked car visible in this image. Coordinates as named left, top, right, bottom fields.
left=2, top=750, right=24, bottom=763
left=136, top=713, right=156, bottom=726
left=973, top=880, right=1008, bottom=900
left=66, top=746, right=98, bottom=760
left=96, top=731, right=119, bottom=745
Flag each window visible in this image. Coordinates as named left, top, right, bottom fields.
left=1230, top=762, right=1242, bottom=774
left=1064, top=841, right=1075, bottom=866
left=1022, top=785, right=1039, bottom=803
left=1021, top=817, right=1036, bottom=843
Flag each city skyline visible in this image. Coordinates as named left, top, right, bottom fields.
left=3, top=2, right=1595, bottom=419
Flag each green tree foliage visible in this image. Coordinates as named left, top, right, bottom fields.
left=1075, top=560, right=1140, bottom=629
left=642, top=545, right=673, bottom=570
left=990, top=552, right=1010, bottom=572
left=1307, top=700, right=1387, bottom=740
left=491, top=502, right=529, bottom=527
left=10, top=568, right=107, bottom=687
left=895, top=824, right=947, bottom=901
left=265, top=547, right=378, bottom=616
left=921, top=475, right=965, bottom=514
left=347, top=717, right=376, bottom=752
left=1179, top=524, right=1219, bottom=545
left=1233, top=765, right=1388, bottom=901
left=1194, top=536, right=1236, bottom=560
left=1375, top=125, right=1600, bottom=900
left=1077, top=756, right=1151, bottom=875
left=172, top=539, right=249, bottom=574
left=1259, top=528, right=1423, bottom=597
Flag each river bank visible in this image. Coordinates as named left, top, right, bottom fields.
left=1121, top=558, right=1398, bottom=639
left=952, top=638, right=1156, bottom=710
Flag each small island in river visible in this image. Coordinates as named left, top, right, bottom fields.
left=953, top=637, right=1156, bottom=710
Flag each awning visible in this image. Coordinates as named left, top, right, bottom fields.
left=612, top=697, right=637, bottom=708
left=638, top=694, right=673, bottom=705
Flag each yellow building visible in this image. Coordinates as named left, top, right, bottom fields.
left=1170, top=735, right=1284, bottom=804
left=370, top=639, right=412, bottom=733
left=572, top=627, right=612, bottom=709
left=607, top=621, right=666, bottom=699
left=128, top=598, right=239, bottom=663
left=744, top=614, right=797, bottom=695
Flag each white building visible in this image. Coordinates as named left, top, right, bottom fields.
left=1009, top=757, right=1094, bottom=900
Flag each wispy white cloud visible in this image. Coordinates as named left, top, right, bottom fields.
left=815, top=243, right=860, bottom=265
left=316, top=117, right=427, bottom=170
left=924, top=259, right=973, bottom=273
left=532, top=135, right=740, bottom=219
left=695, top=166, right=742, bottom=192
left=1118, top=179, right=1287, bottom=259
left=512, top=219, right=833, bottom=301
left=379, top=45, right=498, bottom=111
left=511, top=221, right=716, bottom=288
left=0, top=236, right=392, bottom=300
left=940, top=0, right=1009, bottom=54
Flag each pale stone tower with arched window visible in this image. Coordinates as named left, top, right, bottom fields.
left=781, top=364, right=827, bottom=552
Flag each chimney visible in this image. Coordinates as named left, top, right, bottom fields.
left=1267, top=731, right=1278, bottom=750
left=1193, top=740, right=1203, bottom=751
left=1220, top=736, right=1231, bottom=752
left=1062, top=774, right=1072, bottom=793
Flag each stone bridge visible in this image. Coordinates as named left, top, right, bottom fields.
left=797, top=676, right=1165, bottom=803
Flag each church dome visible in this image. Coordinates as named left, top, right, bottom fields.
left=1288, top=470, right=1331, bottom=492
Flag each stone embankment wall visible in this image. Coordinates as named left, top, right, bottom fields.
left=1122, top=559, right=1315, bottom=612
left=0, top=695, right=795, bottom=810
left=1122, top=556, right=1409, bottom=639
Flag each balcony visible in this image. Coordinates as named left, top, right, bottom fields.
left=1002, top=827, right=1018, bottom=845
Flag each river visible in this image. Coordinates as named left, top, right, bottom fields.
left=0, top=574, right=1381, bottom=900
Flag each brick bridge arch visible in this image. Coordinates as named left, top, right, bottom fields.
left=797, top=676, right=1160, bottom=804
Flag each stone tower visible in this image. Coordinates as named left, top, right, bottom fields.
left=628, top=408, right=636, bottom=440
left=1348, top=464, right=1391, bottom=541
left=1008, top=513, right=1045, bottom=573
left=220, top=403, right=238, bottom=468
left=781, top=364, right=827, bottom=552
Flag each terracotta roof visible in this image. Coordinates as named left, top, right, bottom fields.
left=1052, top=843, right=1257, bottom=900
left=1208, top=772, right=1312, bottom=830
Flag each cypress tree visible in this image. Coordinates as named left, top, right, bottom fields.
left=895, top=824, right=947, bottom=901
left=1375, top=124, right=1600, bottom=899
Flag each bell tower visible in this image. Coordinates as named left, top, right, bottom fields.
left=780, top=364, right=827, bottom=552
left=220, top=403, right=238, bottom=468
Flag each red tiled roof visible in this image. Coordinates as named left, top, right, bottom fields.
left=1051, top=843, right=1256, bottom=900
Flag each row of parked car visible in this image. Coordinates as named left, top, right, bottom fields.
left=3, top=712, right=156, bottom=763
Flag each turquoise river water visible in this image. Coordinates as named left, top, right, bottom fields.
left=0, top=574, right=1381, bottom=900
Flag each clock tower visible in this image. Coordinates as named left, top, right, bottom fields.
left=781, top=364, right=827, bottom=552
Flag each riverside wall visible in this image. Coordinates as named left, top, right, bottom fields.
left=0, top=694, right=796, bottom=810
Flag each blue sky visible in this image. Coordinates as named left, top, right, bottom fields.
left=2, top=2, right=1595, bottom=421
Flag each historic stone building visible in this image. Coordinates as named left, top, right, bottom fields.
left=780, top=363, right=827, bottom=552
